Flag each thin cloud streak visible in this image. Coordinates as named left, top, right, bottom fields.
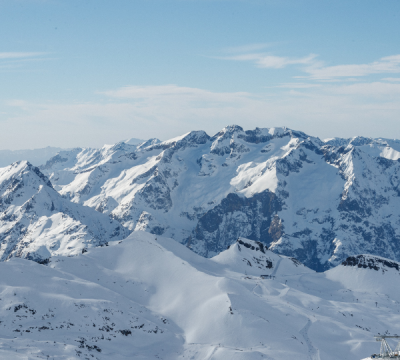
left=101, top=85, right=253, bottom=102
left=0, top=52, right=50, bottom=71
left=217, top=48, right=400, bottom=80
left=275, top=83, right=322, bottom=89
left=0, top=52, right=45, bottom=59
left=218, top=53, right=317, bottom=69
left=383, top=77, right=400, bottom=82
left=304, top=55, right=400, bottom=79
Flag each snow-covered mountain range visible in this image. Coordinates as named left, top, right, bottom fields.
left=1, top=128, right=398, bottom=360
left=0, top=161, right=129, bottom=262
left=0, top=233, right=397, bottom=360
left=28, top=125, right=400, bottom=271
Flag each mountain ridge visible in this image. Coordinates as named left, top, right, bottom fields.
left=37, top=125, right=400, bottom=271
left=1, top=125, right=400, bottom=271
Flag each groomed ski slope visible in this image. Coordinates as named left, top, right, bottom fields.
left=0, top=232, right=398, bottom=359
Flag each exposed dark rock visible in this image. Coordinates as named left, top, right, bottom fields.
left=237, top=238, right=267, bottom=253
left=342, top=255, right=400, bottom=271
left=193, top=191, right=282, bottom=255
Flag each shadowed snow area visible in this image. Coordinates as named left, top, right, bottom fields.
left=0, top=232, right=398, bottom=359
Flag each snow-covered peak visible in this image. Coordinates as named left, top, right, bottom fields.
left=154, top=130, right=210, bottom=150
left=104, top=140, right=136, bottom=153
left=349, top=136, right=373, bottom=147
left=210, top=125, right=310, bottom=148
left=211, top=124, right=244, bottom=139
left=136, top=137, right=161, bottom=149
left=1, top=160, right=53, bottom=189
left=209, top=125, right=248, bottom=156
left=326, top=255, right=400, bottom=299
left=123, top=137, right=145, bottom=145
left=212, top=237, right=311, bottom=277
left=323, top=137, right=350, bottom=146
left=0, top=160, right=129, bottom=262
left=268, top=126, right=286, bottom=136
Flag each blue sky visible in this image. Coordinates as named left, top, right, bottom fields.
left=1, top=0, right=400, bottom=149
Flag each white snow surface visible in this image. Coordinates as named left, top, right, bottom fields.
left=0, top=232, right=396, bottom=360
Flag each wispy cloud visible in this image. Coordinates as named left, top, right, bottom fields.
left=275, top=82, right=322, bottom=89
left=218, top=46, right=400, bottom=81
left=218, top=53, right=317, bottom=69
left=101, top=85, right=251, bottom=102
left=0, top=52, right=49, bottom=70
left=303, top=55, right=400, bottom=80
left=382, top=77, right=400, bottom=82
left=0, top=52, right=45, bottom=60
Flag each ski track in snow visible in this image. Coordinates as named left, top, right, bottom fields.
left=208, top=345, right=219, bottom=359
left=299, top=320, right=320, bottom=360
left=270, top=257, right=282, bottom=277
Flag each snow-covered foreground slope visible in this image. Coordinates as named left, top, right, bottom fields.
left=0, top=233, right=398, bottom=360
left=40, top=125, right=400, bottom=271
left=0, top=161, right=129, bottom=262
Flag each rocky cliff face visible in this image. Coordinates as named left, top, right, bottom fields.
left=0, top=161, right=129, bottom=262
left=39, top=125, right=400, bottom=271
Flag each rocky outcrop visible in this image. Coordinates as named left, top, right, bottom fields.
left=192, top=191, right=282, bottom=257
left=341, top=255, right=400, bottom=272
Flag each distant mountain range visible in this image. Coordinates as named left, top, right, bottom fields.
left=0, top=147, right=66, bottom=167
left=0, top=138, right=145, bottom=167
left=2, top=126, right=400, bottom=272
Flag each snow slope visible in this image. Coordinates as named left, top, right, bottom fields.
left=40, top=126, right=400, bottom=271
left=0, top=161, right=129, bottom=262
left=0, top=233, right=398, bottom=360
